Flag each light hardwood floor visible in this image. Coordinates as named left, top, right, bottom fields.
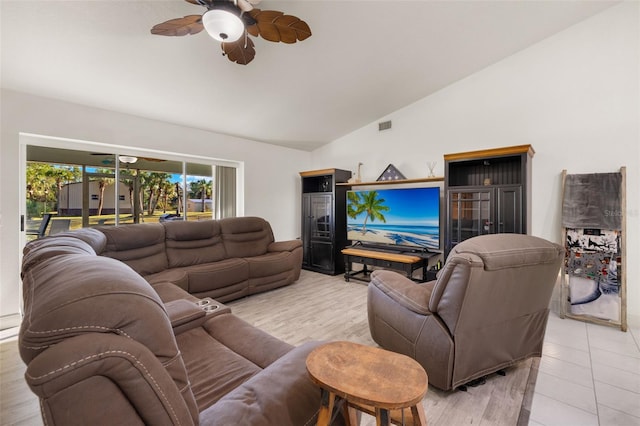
left=0, top=270, right=534, bottom=425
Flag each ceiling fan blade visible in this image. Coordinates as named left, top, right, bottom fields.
left=248, top=9, right=311, bottom=44
left=151, top=15, right=204, bottom=36
left=139, top=157, right=167, bottom=162
left=222, top=35, right=256, bottom=65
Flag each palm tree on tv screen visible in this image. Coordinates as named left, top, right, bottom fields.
left=348, top=191, right=389, bottom=235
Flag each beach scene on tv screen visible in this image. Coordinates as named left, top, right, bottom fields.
left=347, top=187, right=440, bottom=250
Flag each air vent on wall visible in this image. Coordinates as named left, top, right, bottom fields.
left=378, top=120, right=392, bottom=131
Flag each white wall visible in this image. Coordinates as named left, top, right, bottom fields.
left=0, top=89, right=311, bottom=325
left=312, top=3, right=639, bottom=315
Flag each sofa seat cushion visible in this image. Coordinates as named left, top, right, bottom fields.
left=149, top=281, right=198, bottom=304
left=246, top=252, right=294, bottom=278
left=268, top=239, right=302, bottom=253
left=202, top=313, right=293, bottom=368
left=182, top=259, right=249, bottom=294
left=175, top=326, right=261, bottom=411
left=176, top=314, right=295, bottom=412
left=145, top=269, right=189, bottom=292
left=198, top=341, right=324, bottom=426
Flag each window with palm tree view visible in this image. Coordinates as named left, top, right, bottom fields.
left=25, top=145, right=236, bottom=239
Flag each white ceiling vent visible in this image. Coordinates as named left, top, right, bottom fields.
left=378, top=120, right=392, bottom=131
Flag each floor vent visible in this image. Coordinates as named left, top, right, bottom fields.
left=378, top=120, right=392, bottom=131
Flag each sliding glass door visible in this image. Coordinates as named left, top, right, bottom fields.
left=24, top=143, right=238, bottom=238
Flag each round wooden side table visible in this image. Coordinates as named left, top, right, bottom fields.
left=306, top=341, right=428, bottom=426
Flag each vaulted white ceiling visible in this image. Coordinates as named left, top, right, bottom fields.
left=1, top=0, right=616, bottom=150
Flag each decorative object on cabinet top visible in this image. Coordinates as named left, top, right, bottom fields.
left=427, top=161, right=437, bottom=178
left=377, top=164, right=407, bottom=181
left=347, top=162, right=363, bottom=184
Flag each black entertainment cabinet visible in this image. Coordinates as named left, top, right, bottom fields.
left=300, top=168, right=352, bottom=275
left=444, top=145, right=534, bottom=256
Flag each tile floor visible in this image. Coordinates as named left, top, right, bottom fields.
left=529, top=313, right=640, bottom=426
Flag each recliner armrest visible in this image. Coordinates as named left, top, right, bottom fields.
left=165, top=298, right=232, bottom=335
left=370, top=270, right=434, bottom=315
left=267, top=239, right=302, bottom=253
left=25, top=333, right=197, bottom=425
left=165, top=299, right=207, bottom=334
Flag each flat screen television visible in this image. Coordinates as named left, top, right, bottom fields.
left=347, top=187, right=440, bottom=251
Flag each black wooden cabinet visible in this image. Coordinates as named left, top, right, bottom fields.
left=300, top=169, right=351, bottom=275
left=444, top=145, right=533, bottom=256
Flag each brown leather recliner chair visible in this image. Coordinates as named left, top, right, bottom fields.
left=367, top=234, right=564, bottom=391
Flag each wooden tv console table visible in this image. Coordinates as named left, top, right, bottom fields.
left=341, top=247, right=441, bottom=283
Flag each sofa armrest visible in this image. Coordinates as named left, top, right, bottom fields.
left=25, top=333, right=197, bottom=426
left=165, top=299, right=207, bottom=334
left=165, top=298, right=232, bottom=335
left=370, top=270, right=435, bottom=315
left=267, top=239, right=302, bottom=253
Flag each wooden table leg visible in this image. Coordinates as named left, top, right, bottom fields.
left=344, top=404, right=360, bottom=426
left=375, top=407, right=391, bottom=426
left=316, top=389, right=335, bottom=426
left=410, top=401, right=427, bottom=426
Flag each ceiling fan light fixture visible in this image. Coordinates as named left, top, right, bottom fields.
left=119, top=155, right=138, bottom=164
left=202, top=7, right=244, bottom=42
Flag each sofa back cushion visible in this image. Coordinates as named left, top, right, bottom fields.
left=20, top=252, right=199, bottom=424
left=99, top=223, right=168, bottom=276
left=22, top=235, right=99, bottom=278
left=429, top=234, right=563, bottom=334
left=429, top=234, right=563, bottom=335
left=220, top=217, right=274, bottom=258
left=163, top=220, right=227, bottom=268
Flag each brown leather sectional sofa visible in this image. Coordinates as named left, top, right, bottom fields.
left=94, top=216, right=303, bottom=301
left=19, top=217, right=322, bottom=425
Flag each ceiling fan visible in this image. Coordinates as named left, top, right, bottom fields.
left=150, top=0, right=312, bottom=65
left=90, top=153, right=167, bottom=164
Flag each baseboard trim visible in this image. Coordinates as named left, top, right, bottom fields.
left=0, top=313, right=22, bottom=331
